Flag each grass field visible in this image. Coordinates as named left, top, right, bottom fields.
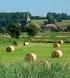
left=0, top=19, right=70, bottom=78
left=0, top=37, right=70, bottom=64
left=0, top=62, right=70, bottom=78
left=32, top=19, right=70, bottom=26
left=55, top=20, right=70, bottom=26
left=31, top=19, right=46, bottom=25
left=0, top=35, right=70, bottom=78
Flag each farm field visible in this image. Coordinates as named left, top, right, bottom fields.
left=0, top=34, right=70, bottom=78
left=55, top=20, right=70, bottom=26
left=0, top=2, right=70, bottom=77
left=0, top=38, right=70, bottom=78
left=32, top=19, right=70, bottom=26
left=0, top=37, right=70, bottom=64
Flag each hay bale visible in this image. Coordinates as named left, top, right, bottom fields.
left=53, top=43, right=60, bottom=48
left=25, top=53, right=37, bottom=62
left=58, top=40, right=64, bottom=44
left=6, top=46, right=15, bottom=52
left=24, top=42, right=29, bottom=46
left=52, top=50, right=63, bottom=58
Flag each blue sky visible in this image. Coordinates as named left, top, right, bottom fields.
left=0, top=0, right=70, bottom=16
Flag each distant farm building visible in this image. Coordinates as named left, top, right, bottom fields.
left=41, top=24, right=58, bottom=32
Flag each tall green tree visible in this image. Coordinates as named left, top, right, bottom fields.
left=47, top=12, right=55, bottom=24
left=7, top=23, right=21, bottom=38
left=27, top=22, right=40, bottom=37
left=52, top=13, right=62, bottom=22
left=61, top=13, right=68, bottom=19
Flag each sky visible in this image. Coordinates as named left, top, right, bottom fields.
left=0, top=0, right=70, bottom=16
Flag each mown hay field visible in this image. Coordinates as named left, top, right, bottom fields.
left=0, top=37, right=70, bottom=64
left=0, top=36, right=70, bottom=78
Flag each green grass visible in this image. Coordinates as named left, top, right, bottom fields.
left=0, top=62, right=70, bottom=78
left=56, top=20, right=70, bottom=26
left=0, top=37, right=70, bottom=64
left=0, top=37, right=70, bottom=78
left=20, top=32, right=70, bottom=43
left=32, top=19, right=70, bottom=26
left=31, top=19, right=47, bottom=26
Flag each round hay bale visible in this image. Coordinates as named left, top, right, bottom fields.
left=53, top=43, right=60, bottom=48
left=24, top=42, right=29, bottom=46
left=52, top=50, right=63, bottom=58
left=6, top=46, right=15, bottom=52
left=25, top=53, right=37, bottom=62
left=58, top=40, right=64, bottom=44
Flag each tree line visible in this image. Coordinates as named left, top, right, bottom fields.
left=0, top=12, right=70, bottom=26
left=0, top=12, right=70, bottom=27
left=0, top=12, right=70, bottom=38
left=46, top=12, right=70, bottom=24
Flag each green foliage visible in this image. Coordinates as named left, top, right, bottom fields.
left=7, top=23, right=21, bottom=38
left=47, top=12, right=56, bottom=24
left=52, top=13, right=62, bottom=22
left=0, top=27, right=6, bottom=34
left=0, top=62, right=70, bottom=78
left=47, top=12, right=69, bottom=22
left=67, top=25, right=70, bottom=31
left=13, top=41, right=18, bottom=46
left=61, top=13, right=68, bottom=20
left=20, top=25, right=27, bottom=32
left=27, top=22, right=40, bottom=37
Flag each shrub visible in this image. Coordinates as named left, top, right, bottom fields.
left=26, top=22, right=40, bottom=37
left=13, top=41, right=18, bottom=46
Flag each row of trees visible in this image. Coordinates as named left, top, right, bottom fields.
left=0, top=12, right=70, bottom=39
left=0, top=22, right=40, bottom=38
left=47, top=12, right=70, bottom=24
left=1, top=21, right=70, bottom=39
left=0, top=12, right=31, bottom=27
left=0, top=12, right=70, bottom=28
